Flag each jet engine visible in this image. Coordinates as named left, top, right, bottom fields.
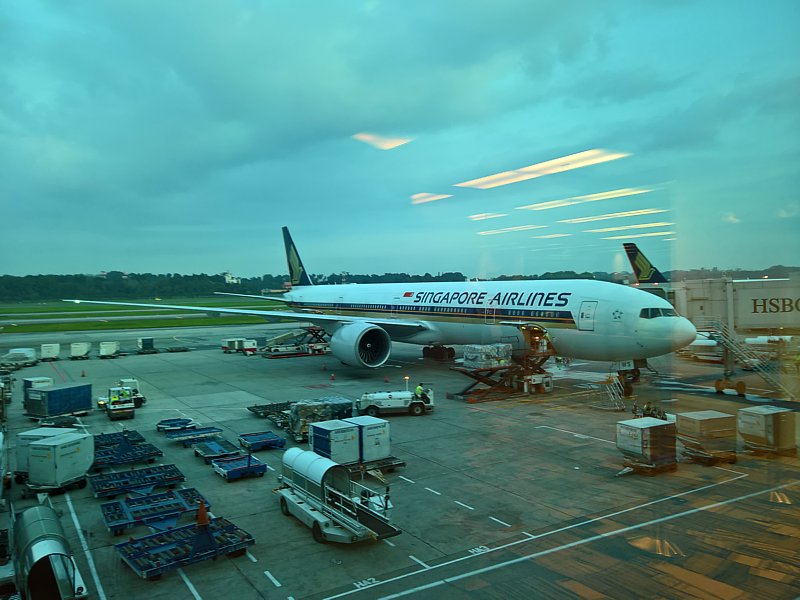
left=330, top=323, right=392, bottom=368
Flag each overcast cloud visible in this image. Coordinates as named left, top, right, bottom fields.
left=1, top=1, right=798, bottom=278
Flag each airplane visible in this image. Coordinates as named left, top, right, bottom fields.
left=623, top=242, right=669, bottom=284
left=65, top=227, right=697, bottom=369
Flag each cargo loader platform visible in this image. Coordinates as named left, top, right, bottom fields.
left=115, top=503, right=254, bottom=581
left=89, top=464, right=186, bottom=498
left=238, top=431, right=286, bottom=451
left=164, top=427, right=222, bottom=447
left=193, top=438, right=241, bottom=463
left=101, top=488, right=209, bottom=535
left=211, top=454, right=267, bottom=481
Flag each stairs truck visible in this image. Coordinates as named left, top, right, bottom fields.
left=275, top=448, right=400, bottom=544
left=357, top=388, right=434, bottom=417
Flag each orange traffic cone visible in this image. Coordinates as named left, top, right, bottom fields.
left=196, top=500, right=209, bottom=526
left=330, top=373, right=335, bottom=381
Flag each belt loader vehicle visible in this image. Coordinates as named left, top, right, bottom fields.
left=276, top=448, right=400, bottom=544
left=357, top=388, right=433, bottom=417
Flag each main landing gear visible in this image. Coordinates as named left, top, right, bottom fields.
left=423, top=346, right=455, bottom=360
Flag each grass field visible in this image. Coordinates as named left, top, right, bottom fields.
left=0, top=297, right=284, bottom=333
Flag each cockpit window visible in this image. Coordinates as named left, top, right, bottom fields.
left=639, top=307, right=678, bottom=318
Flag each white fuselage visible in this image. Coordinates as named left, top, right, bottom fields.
left=284, top=279, right=697, bottom=361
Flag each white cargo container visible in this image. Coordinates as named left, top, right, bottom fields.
left=309, top=420, right=360, bottom=465
left=737, top=406, right=795, bottom=453
left=343, top=416, right=391, bottom=463
left=70, top=342, right=92, bottom=359
left=616, top=417, right=676, bottom=466
left=222, top=338, right=246, bottom=353
left=40, top=343, right=61, bottom=361
left=15, top=427, right=79, bottom=479
left=241, top=339, right=258, bottom=355
left=27, top=432, right=94, bottom=488
left=676, top=410, right=737, bottom=463
left=99, top=341, right=120, bottom=358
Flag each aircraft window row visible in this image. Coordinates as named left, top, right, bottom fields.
left=639, top=307, right=678, bottom=319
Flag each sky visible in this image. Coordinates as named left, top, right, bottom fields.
left=1, top=1, right=799, bottom=279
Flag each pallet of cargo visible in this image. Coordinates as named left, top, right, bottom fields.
left=193, top=438, right=241, bottom=464
left=101, top=488, right=208, bottom=535
left=92, top=441, right=164, bottom=470
left=156, top=418, right=198, bottom=432
left=246, top=401, right=295, bottom=427
left=89, top=464, right=186, bottom=498
left=115, top=506, right=254, bottom=580
left=164, top=427, right=222, bottom=447
left=238, top=431, right=286, bottom=451
left=211, top=454, right=267, bottom=481
left=94, top=430, right=146, bottom=447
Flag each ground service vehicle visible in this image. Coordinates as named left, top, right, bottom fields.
left=357, top=389, right=434, bottom=417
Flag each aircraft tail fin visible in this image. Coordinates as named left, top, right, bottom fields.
left=623, top=243, right=668, bottom=284
left=282, top=227, right=313, bottom=287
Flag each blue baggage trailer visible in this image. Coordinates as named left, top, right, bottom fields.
left=211, top=454, right=267, bottom=481
left=156, top=418, right=198, bottom=432
left=89, top=464, right=185, bottom=498
left=238, top=431, right=286, bottom=451
left=165, top=427, right=222, bottom=447
left=193, top=438, right=241, bottom=464
left=92, top=440, right=164, bottom=470
left=94, top=430, right=146, bottom=447
left=101, top=488, right=209, bottom=535
left=115, top=506, right=254, bottom=580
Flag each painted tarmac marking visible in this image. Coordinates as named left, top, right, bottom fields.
left=535, top=425, right=615, bottom=444
left=65, top=493, right=107, bottom=600
left=409, top=556, right=430, bottom=568
left=264, top=570, right=282, bottom=587
left=713, top=465, right=748, bottom=476
left=489, top=517, right=511, bottom=527
left=424, top=487, right=441, bottom=496
left=383, top=539, right=396, bottom=547
left=246, top=550, right=258, bottom=563
left=399, top=476, right=416, bottom=484
left=376, top=481, right=799, bottom=599
left=321, top=472, right=761, bottom=600
left=178, top=569, right=203, bottom=600
left=454, top=501, right=474, bottom=510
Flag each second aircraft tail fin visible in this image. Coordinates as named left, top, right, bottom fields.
left=282, top=227, right=314, bottom=287
left=623, top=243, right=668, bottom=284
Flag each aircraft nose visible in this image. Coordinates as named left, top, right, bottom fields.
left=672, top=318, right=697, bottom=350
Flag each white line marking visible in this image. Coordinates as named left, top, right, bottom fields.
left=424, top=487, right=441, bottom=496
left=178, top=568, right=203, bottom=600
left=454, top=501, right=474, bottom=510
left=266, top=464, right=275, bottom=471
left=246, top=550, right=258, bottom=563
left=399, top=476, right=416, bottom=484
left=378, top=481, right=799, bottom=599
left=409, top=555, right=430, bottom=568
left=264, top=570, right=282, bottom=587
left=65, top=493, right=107, bottom=600
left=320, top=472, right=762, bottom=600
left=383, top=539, right=396, bottom=547
left=535, top=425, right=614, bottom=444
left=713, top=465, right=747, bottom=476
left=489, top=517, right=511, bottom=527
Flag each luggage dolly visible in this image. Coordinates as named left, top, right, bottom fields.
left=616, top=459, right=677, bottom=477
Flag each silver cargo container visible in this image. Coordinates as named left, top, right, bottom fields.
left=309, top=420, right=360, bottom=465
left=343, top=416, right=391, bottom=463
left=616, top=417, right=676, bottom=466
left=737, top=406, right=795, bottom=453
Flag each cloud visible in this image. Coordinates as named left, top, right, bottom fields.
left=723, top=213, right=740, bottom=224
left=777, top=203, right=799, bottom=218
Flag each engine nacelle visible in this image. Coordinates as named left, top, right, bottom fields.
left=330, top=323, right=391, bottom=368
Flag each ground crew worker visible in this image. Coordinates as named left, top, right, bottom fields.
left=415, top=383, right=429, bottom=402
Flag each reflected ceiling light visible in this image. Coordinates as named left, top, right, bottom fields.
left=455, top=149, right=630, bottom=190
left=468, top=213, right=507, bottom=221
left=516, top=187, right=652, bottom=211
left=411, top=192, right=452, bottom=205
left=584, top=221, right=674, bottom=233
left=533, top=233, right=572, bottom=239
left=559, top=208, right=667, bottom=224
left=478, top=225, right=547, bottom=235
left=602, top=231, right=675, bottom=240
left=352, top=132, right=413, bottom=150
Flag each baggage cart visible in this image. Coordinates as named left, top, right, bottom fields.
left=115, top=504, right=254, bottom=580
left=193, top=439, right=241, bottom=464
left=165, top=427, right=222, bottom=447
left=156, top=418, right=198, bottom=432
left=101, top=488, right=208, bottom=535
left=92, top=439, right=164, bottom=470
left=247, top=402, right=295, bottom=429
left=94, top=430, right=146, bottom=447
left=238, top=431, right=286, bottom=451
left=88, top=464, right=185, bottom=498
left=212, top=454, right=267, bottom=481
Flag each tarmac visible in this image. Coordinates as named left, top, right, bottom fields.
left=1, top=325, right=799, bottom=600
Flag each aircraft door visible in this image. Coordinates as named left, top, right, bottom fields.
left=577, top=301, right=597, bottom=331
left=484, top=307, right=496, bottom=324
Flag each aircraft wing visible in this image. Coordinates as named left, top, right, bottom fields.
left=62, top=299, right=428, bottom=336
left=213, top=292, right=289, bottom=302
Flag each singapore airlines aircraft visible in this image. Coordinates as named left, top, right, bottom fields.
left=66, top=227, right=696, bottom=369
